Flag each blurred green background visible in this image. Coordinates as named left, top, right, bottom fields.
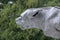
left=0, top=0, right=60, bottom=40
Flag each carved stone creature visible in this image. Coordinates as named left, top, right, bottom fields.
left=15, top=7, right=60, bottom=38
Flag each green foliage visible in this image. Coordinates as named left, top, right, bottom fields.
left=0, top=0, right=60, bottom=40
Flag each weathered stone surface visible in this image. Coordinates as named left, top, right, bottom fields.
left=15, top=7, right=60, bottom=38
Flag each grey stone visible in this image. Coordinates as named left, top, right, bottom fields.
left=15, top=7, right=60, bottom=39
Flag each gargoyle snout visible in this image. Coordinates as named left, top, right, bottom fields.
left=15, top=17, right=23, bottom=25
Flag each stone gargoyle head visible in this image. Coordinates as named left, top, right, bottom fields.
left=15, top=7, right=60, bottom=39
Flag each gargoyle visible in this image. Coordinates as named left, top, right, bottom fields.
left=15, top=7, right=60, bottom=39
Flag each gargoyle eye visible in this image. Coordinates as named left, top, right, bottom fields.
left=55, top=28, right=60, bottom=32
left=33, top=11, right=39, bottom=17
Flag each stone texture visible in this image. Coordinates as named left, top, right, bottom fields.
left=15, top=7, right=60, bottom=38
